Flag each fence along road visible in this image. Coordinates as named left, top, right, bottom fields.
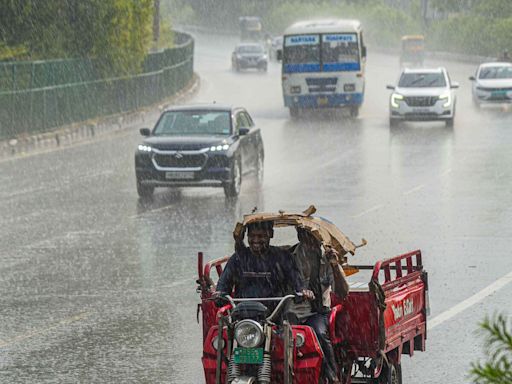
left=0, top=31, right=194, bottom=140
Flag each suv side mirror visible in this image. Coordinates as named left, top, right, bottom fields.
left=469, top=76, right=476, bottom=81
left=140, top=128, right=151, bottom=136
left=276, top=49, right=282, bottom=61
left=451, top=82, right=459, bottom=89
left=386, top=85, right=395, bottom=90
left=239, top=127, right=250, bottom=136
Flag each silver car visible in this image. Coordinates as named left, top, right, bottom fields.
left=469, top=62, right=512, bottom=107
left=387, top=67, right=459, bottom=127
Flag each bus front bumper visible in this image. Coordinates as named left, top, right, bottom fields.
left=284, top=93, right=364, bottom=108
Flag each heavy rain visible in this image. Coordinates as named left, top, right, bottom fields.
left=1, top=1, right=512, bottom=383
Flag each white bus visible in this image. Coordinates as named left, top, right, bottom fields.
left=279, top=19, right=367, bottom=117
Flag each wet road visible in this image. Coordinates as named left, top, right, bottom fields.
left=1, top=32, right=512, bottom=383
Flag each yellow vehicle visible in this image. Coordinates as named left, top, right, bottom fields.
left=400, top=35, right=425, bottom=67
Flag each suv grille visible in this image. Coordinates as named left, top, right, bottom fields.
left=404, top=96, right=438, bottom=107
left=154, top=153, right=206, bottom=168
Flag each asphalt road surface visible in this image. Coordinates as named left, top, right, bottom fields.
left=1, top=32, right=511, bottom=383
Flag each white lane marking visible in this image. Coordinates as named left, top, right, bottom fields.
left=403, top=184, right=425, bottom=196
left=350, top=204, right=384, bottom=218
left=0, top=312, right=90, bottom=348
left=428, top=269, right=512, bottom=330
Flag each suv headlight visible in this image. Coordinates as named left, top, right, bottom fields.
left=391, top=93, right=403, bottom=108
left=209, top=144, right=230, bottom=152
left=439, top=92, right=451, bottom=108
left=138, top=144, right=152, bottom=152
left=234, top=320, right=263, bottom=348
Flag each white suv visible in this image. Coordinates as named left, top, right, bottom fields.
left=387, top=67, right=459, bottom=127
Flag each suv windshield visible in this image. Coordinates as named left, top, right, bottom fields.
left=479, top=66, right=512, bottom=79
left=398, top=72, right=446, bottom=87
left=153, top=111, right=231, bottom=136
left=237, top=45, right=264, bottom=54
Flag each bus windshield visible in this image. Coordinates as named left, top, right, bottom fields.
left=322, top=34, right=359, bottom=63
left=283, top=35, right=320, bottom=65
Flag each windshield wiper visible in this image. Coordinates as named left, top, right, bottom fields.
left=406, top=77, right=426, bottom=87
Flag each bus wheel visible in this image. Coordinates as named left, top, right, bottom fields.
left=289, top=107, right=299, bottom=118
left=349, top=106, right=359, bottom=118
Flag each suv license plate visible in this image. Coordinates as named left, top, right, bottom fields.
left=233, top=347, right=263, bottom=364
left=165, top=171, right=194, bottom=180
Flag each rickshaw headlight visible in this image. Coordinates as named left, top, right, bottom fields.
left=234, top=320, right=264, bottom=348
left=391, top=93, right=403, bottom=108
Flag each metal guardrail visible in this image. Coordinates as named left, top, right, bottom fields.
left=0, top=31, right=194, bottom=139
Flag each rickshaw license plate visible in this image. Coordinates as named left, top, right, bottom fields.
left=317, top=96, right=329, bottom=106
left=233, top=347, right=263, bottom=364
left=165, top=171, right=194, bottom=180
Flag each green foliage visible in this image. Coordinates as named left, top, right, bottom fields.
left=472, top=0, right=512, bottom=19
left=266, top=1, right=418, bottom=48
left=0, top=1, right=154, bottom=75
left=429, top=15, right=512, bottom=56
left=470, top=314, right=512, bottom=384
left=161, top=0, right=197, bottom=26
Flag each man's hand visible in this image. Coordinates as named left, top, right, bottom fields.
left=210, top=291, right=227, bottom=307
left=302, top=289, right=315, bottom=301
left=325, top=246, right=340, bottom=266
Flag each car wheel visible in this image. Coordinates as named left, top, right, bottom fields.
left=137, top=179, right=154, bottom=198
left=224, top=159, right=241, bottom=198
left=446, top=105, right=456, bottom=127
left=389, top=118, right=399, bottom=128
left=350, top=106, right=359, bottom=118
left=289, top=107, right=299, bottom=118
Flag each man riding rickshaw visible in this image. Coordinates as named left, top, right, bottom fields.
left=196, top=206, right=428, bottom=384
left=400, top=35, right=425, bottom=67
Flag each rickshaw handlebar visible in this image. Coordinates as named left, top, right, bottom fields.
left=223, top=294, right=298, bottom=322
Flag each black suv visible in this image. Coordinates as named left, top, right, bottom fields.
left=232, top=43, right=268, bottom=72
left=135, top=105, right=264, bottom=198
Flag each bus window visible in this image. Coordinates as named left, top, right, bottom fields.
left=322, top=34, right=359, bottom=64
left=283, top=35, right=320, bottom=64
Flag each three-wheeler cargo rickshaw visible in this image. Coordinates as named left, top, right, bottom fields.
left=400, top=35, right=425, bottom=67
left=196, top=207, right=428, bottom=384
